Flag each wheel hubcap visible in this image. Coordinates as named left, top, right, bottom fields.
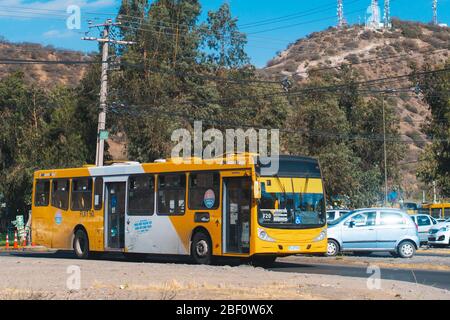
left=327, top=242, right=337, bottom=255
left=401, top=243, right=414, bottom=257
left=196, top=240, right=208, bottom=257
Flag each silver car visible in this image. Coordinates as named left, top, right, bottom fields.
left=327, top=208, right=420, bottom=258
left=326, top=209, right=350, bottom=222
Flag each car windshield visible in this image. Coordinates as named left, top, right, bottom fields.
left=258, top=177, right=326, bottom=229
left=328, top=211, right=355, bottom=225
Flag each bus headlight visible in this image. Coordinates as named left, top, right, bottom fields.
left=258, top=228, right=275, bottom=242
left=313, top=230, right=327, bottom=242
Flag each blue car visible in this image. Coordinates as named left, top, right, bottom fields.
left=327, top=208, right=420, bottom=258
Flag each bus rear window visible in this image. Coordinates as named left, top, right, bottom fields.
left=35, top=180, right=50, bottom=207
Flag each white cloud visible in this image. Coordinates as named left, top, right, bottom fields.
left=42, top=29, right=76, bottom=39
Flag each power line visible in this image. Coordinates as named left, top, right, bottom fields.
left=247, top=7, right=367, bottom=35
left=107, top=103, right=449, bottom=144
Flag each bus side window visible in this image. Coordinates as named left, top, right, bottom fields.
left=71, top=178, right=93, bottom=211
left=188, top=172, right=220, bottom=210
left=94, top=177, right=103, bottom=210
left=35, top=180, right=50, bottom=207
left=128, top=174, right=155, bottom=215
left=51, top=179, right=69, bottom=210
left=157, top=174, right=186, bottom=215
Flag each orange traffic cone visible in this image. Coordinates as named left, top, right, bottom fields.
left=5, top=233, right=9, bottom=249
left=13, top=231, right=18, bottom=249
left=22, top=236, right=27, bottom=247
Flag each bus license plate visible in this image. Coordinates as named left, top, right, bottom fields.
left=288, top=246, right=300, bottom=251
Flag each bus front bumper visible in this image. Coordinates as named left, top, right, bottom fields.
left=255, top=239, right=327, bottom=255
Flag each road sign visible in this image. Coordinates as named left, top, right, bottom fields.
left=99, top=130, right=109, bottom=140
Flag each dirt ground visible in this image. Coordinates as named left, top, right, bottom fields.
left=0, top=254, right=449, bottom=300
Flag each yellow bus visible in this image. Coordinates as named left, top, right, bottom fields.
left=31, top=154, right=327, bottom=265
left=419, top=203, right=450, bottom=221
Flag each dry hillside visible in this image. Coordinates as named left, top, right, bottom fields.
left=261, top=20, right=450, bottom=197
left=0, top=39, right=89, bottom=88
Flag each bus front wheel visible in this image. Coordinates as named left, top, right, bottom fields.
left=191, top=231, right=212, bottom=265
left=73, top=229, right=90, bottom=259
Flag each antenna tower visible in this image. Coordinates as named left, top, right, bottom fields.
left=433, top=0, right=438, bottom=25
left=383, top=0, right=391, bottom=29
left=337, top=0, right=346, bottom=28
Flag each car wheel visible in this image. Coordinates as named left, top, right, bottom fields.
left=327, top=239, right=340, bottom=256
left=397, top=240, right=416, bottom=258
left=73, top=229, right=89, bottom=259
left=191, top=231, right=212, bottom=265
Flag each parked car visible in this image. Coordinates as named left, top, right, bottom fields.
left=327, top=208, right=420, bottom=258
left=326, top=209, right=350, bottom=222
left=410, top=214, right=438, bottom=245
left=428, top=218, right=450, bottom=247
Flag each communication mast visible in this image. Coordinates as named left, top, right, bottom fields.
left=366, top=0, right=381, bottom=30
left=337, top=0, right=346, bottom=28
left=433, top=0, right=438, bottom=25
left=383, top=0, right=391, bottom=29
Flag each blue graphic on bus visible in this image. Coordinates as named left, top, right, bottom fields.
left=203, top=189, right=215, bottom=209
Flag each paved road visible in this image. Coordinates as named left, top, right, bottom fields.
left=2, top=250, right=450, bottom=291
left=271, top=261, right=450, bottom=291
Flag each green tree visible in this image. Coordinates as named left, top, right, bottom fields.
left=417, top=62, right=450, bottom=196
left=200, top=3, right=249, bottom=69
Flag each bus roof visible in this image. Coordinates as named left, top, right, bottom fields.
left=34, top=154, right=321, bottom=179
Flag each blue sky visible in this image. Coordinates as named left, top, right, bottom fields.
left=0, top=0, right=449, bottom=67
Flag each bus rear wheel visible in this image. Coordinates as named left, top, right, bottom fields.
left=191, top=231, right=212, bottom=265
left=73, top=229, right=89, bottom=259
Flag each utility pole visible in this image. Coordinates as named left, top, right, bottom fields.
left=82, top=19, right=134, bottom=166
left=382, top=95, right=388, bottom=206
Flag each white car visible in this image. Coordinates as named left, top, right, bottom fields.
left=327, top=209, right=350, bottom=222
left=410, top=214, right=438, bottom=245
left=428, top=218, right=450, bottom=247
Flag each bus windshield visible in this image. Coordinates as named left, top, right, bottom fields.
left=258, top=177, right=326, bottom=229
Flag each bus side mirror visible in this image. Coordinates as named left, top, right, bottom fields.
left=253, top=181, right=261, bottom=199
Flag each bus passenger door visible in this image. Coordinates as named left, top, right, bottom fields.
left=105, top=182, right=126, bottom=249
left=222, top=177, right=251, bottom=254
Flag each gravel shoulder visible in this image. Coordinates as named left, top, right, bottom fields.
left=0, top=254, right=449, bottom=300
